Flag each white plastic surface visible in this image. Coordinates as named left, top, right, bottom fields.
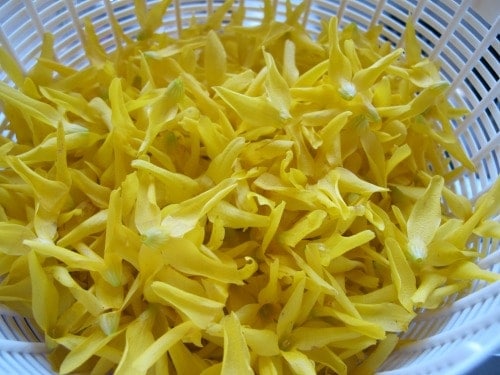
left=0, top=1, right=498, bottom=374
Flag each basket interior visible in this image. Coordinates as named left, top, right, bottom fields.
left=0, top=1, right=498, bottom=374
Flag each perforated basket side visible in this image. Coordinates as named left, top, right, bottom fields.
left=0, top=1, right=498, bottom=374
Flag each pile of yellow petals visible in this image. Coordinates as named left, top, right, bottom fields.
left=0, top=1, right=499, bottom=374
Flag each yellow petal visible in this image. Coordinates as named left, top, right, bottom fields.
left=151, top=281, right=224, bottom=328
left=281, top=350, right=316, bottom=375
left=352, top=48, right=403, bottom=92
left=114, top=309, right=156, bottom=375
left=135, top=0, right=172, bottom=38
left=24, top=239, right=104, bottom=272
left=131, top=158, right=201, bottom=203
left=327, top=17, right=352, bottom=85
left=50, top=266, right=105, bottom=316
left=407, top=175, right=444, bottom=261
left=411, top=272, right=446, bottom=306
left=385, top=238, right=416, bottom=312
left=57, top=210, right=108, bottom=248
left=27, top=251, right=59, bottom=332
left=214, top=86, right=284, bottom=129
left=0, top=223, right=36, bottom=255
left=131, top=321, right=196, bottom=373
left=205, top=30, right=227, bottom=87
left=307, top=347, right=347, bottom=375
left=283, top=40, right=300, bottom=86
left=277, top=274, right=306, bottom=339
left=160, top=178, right=237, bottom=237
left=59, top=329, right=123, bottom=375
left=473, top=220, right=500, bottom=238
left=279, top=210, right=327, bottom=247
left=134, top=170, right=161, bottom=234
left=352, top=334, right=399, bottom=375
left=28, top=33, right=56, bottom=86
left=0, top=46, right=24, bottom=87
left=403, top=18, right=421, bottom=66
left=355, top=302, right=415, bottom=332
left=140, top=78, right=183, bottom=154
left=221, top=312, right=254, bottom=374
left=0, top=81, right=60, bottom=128
left=292, top=326, right=361, bottom=351
left=264, top=49, right=291, bottom=119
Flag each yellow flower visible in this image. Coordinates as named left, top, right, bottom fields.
left=0, top=1, right=497, bottom=374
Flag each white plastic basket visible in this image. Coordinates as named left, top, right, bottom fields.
left=0, top=0, right=498, bottom=374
